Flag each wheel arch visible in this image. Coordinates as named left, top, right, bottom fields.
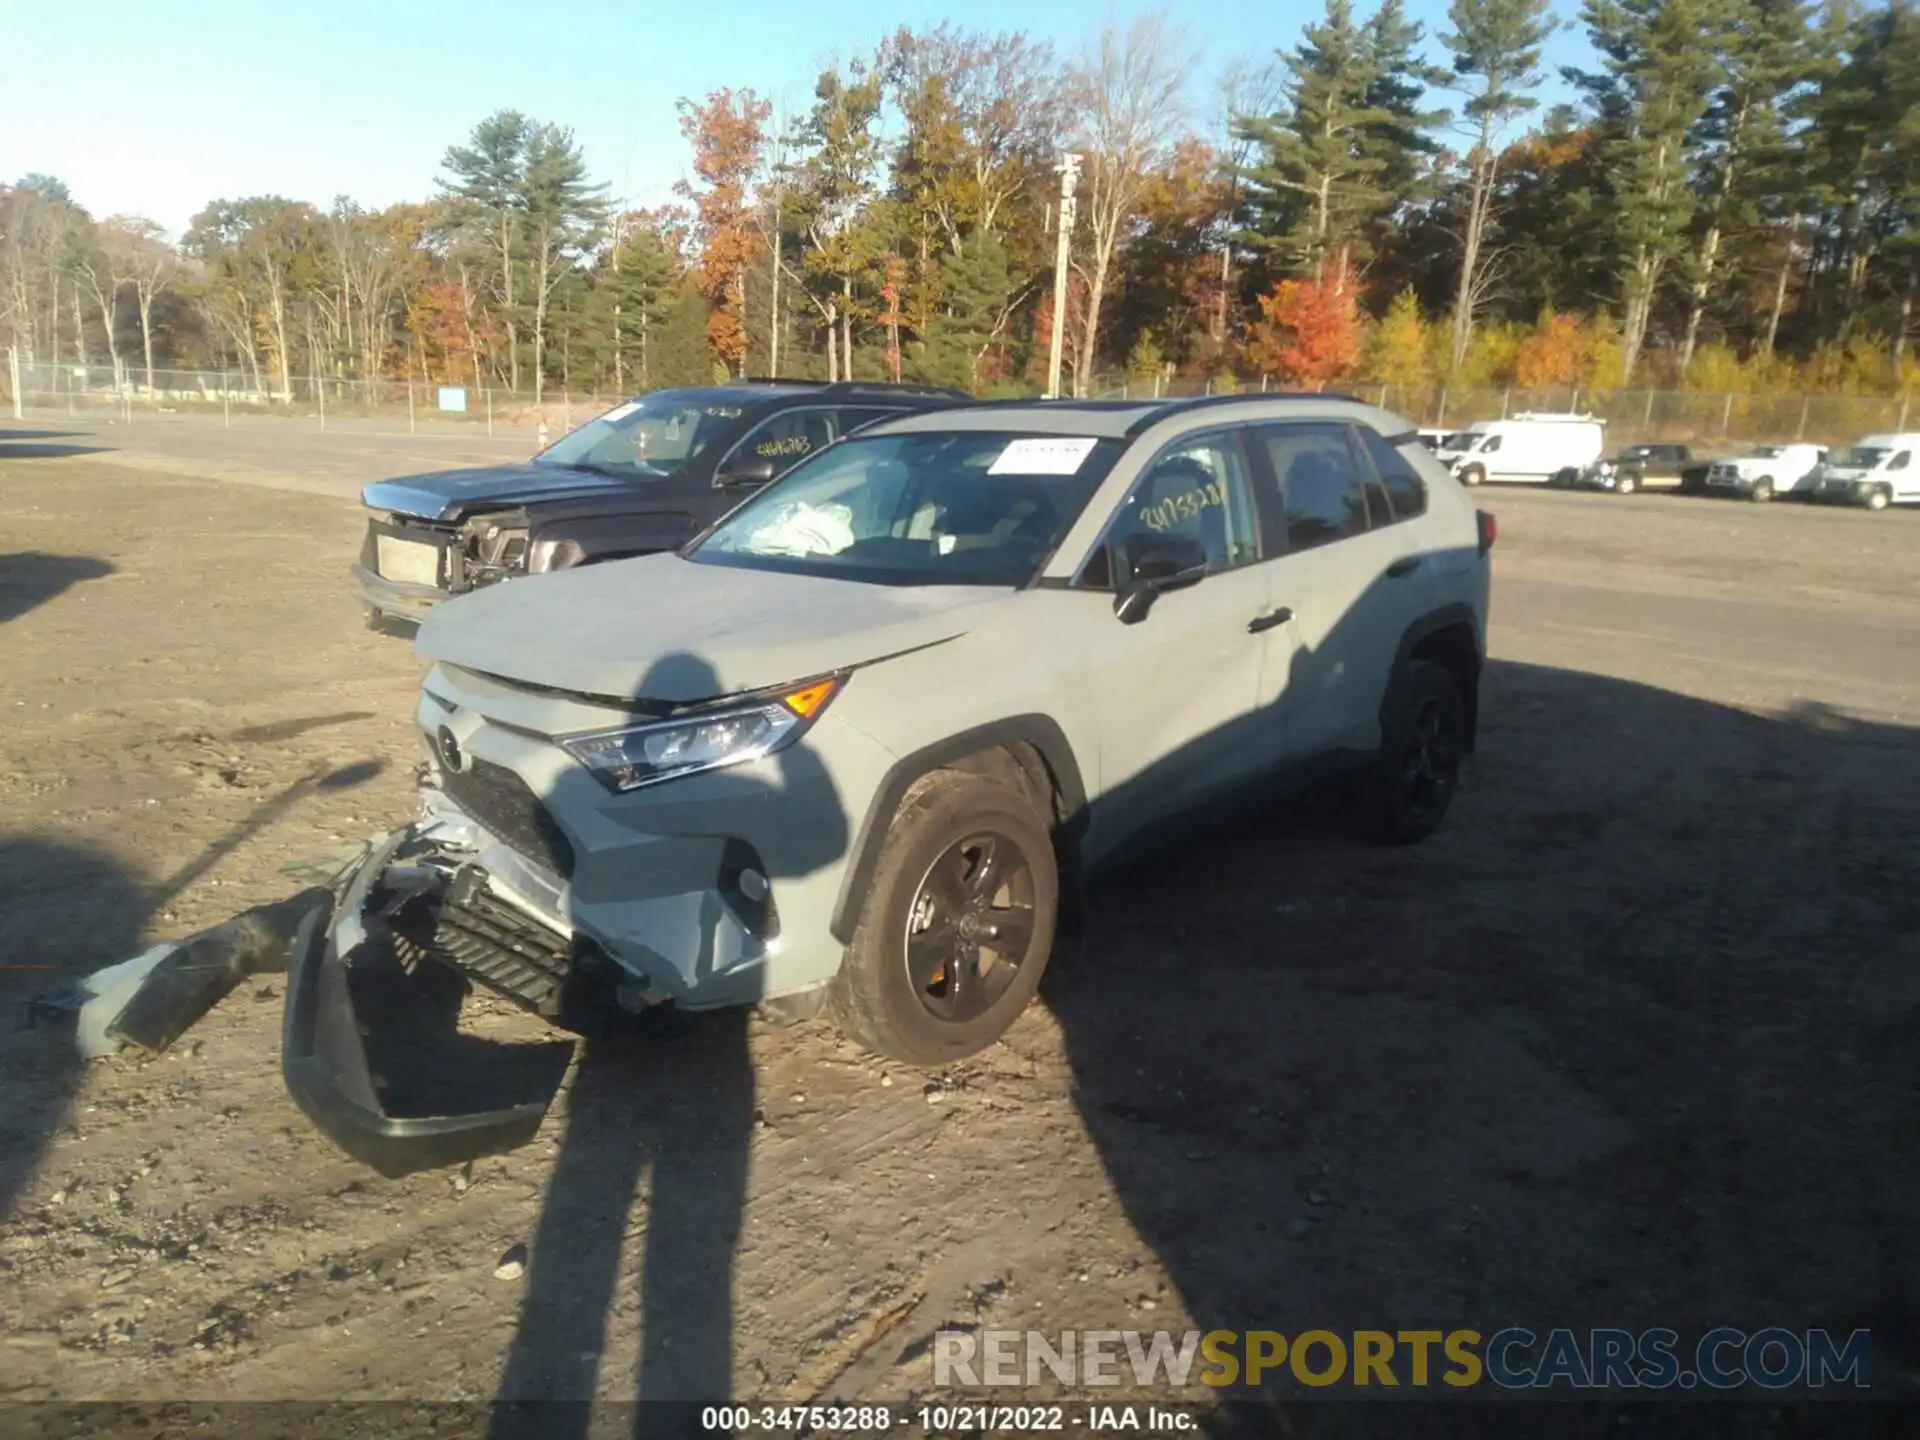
left=828, top=716, right=1087, bottom=945
left=1385, top=604, right=1483, bottom=755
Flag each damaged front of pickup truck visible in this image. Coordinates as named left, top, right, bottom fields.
left=355, top=381, right=965, bottom=632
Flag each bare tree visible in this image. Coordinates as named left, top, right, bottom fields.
left=1068, top=14, right=1195, bottom=396
left=99, top=217, right=177, bottom=395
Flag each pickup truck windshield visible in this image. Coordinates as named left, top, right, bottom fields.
left=534, top=394, right=742, bottom=479
left=688, top=431, right=1124, bottom=588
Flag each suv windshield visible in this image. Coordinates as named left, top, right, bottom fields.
left=687, top=430, right=1124, bottom=588
left=1836, top=446, right=1890, bottom=469
left=534, top=393, right=744, bottom=479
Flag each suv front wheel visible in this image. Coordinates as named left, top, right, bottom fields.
left=830, top=770, right=1059, bottom=1066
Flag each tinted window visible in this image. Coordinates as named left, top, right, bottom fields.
left=1263, top=424, right=1370, bottom=551
left=1359, top=428, right=1428, bottom=520
left=839, top=406, right=905, bottom=434
left=733, top=408, right=837, bottom=476
left=1102, top=433, right=1261, bottom=587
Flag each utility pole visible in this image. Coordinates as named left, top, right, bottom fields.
left=1045, top=153, right=1083, bottom=401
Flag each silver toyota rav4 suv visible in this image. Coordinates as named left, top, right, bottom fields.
left=284, top=394, right=1495, bottom=1172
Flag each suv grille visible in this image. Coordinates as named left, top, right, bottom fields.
left=392, top=867, right=574, bottom=1015
left=440, top=759, right=576, bottom=878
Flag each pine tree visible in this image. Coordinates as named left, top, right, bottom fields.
left=1237, top=0, right=1394, bottom=284
left=1441, top=0, right=1553, bottom=369
left=1675, top=0, right=1820, bottom=374
left=1574, top=0, right=1734, bottom=380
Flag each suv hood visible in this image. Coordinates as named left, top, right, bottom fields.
left=364, top=463, right=631, bottom=522
left=413, top=552, right=1011, bottom=703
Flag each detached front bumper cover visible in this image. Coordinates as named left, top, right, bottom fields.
left=280, top=833, right=552, bottom=1177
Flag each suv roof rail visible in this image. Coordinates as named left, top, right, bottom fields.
left=1122, top=389, right=1370, bottom=435
left=738, top=377, right=972, bottom=401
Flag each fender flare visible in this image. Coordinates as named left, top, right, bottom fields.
left=1381, top=602, right=1483, bottom=752
left=828, top=715, right=1088, bottom=945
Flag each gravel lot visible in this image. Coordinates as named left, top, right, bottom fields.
left=2, top=421, right=1918, bottom=1417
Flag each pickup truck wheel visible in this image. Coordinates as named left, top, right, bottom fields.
left=1751, top=477, right=1774, bottom=502
left=829, top=771, right=1058, bottom=1066
left=1867, top=487, right=1890, bottom=511
left=1360, top=660, right=1466, bottom=847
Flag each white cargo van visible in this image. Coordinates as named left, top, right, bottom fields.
left=1811, top=433, right=1920, bottom=511
left=1433, top=413, right=1607, bottom=486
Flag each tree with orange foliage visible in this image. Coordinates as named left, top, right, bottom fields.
left=1250, top=265, right=1363, bottom=386
left=1511, top=308, right=1587, bottom=387
left=676, top=89, right=771, bottom=376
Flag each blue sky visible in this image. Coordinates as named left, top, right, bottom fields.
left=6, top=0, right=1594, bottom=238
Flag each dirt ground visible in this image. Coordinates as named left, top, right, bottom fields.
left=3, top=423, right=1919, bottom=1419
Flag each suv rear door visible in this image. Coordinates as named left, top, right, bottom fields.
left=1253, top=421, right=1438, bottom=762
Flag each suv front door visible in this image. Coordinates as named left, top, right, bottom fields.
left=1066, top=428, right=1287, bottom=857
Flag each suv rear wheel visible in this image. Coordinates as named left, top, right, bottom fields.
left=830, top=770, right=1058, bottom=1066
left=1361, top=660, right=1467, bottom=846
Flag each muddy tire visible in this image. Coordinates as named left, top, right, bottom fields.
left=1360, top=660, right=1467, bottom=847
left=1751, top=477, right=1773, bottom=502
left=829, top=770, right=1058, bottom=1067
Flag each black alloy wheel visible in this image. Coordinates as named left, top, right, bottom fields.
left=1401, top=693, right=1463, bottom=822
left=903, top=833, right=1037, bottom=1024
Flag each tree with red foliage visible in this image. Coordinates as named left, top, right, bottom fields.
left=676, top=89, right=771, bottom=375
left=1250, top=264, right=1362, bottom=386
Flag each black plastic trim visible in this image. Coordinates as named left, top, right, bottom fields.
left=827, top=716, right=1088, bottom=944
left=1383, top=602, right=1483, bottom=753
left=1122, top=391, right=1368, bottom=437
left=280, top=838, right=552, bottom=1177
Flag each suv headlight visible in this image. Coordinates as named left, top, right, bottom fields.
left=560, top=675, right=843, bottom=792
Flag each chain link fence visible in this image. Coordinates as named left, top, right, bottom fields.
left=1092, top=375, right=1917, bottom=448
left=3, top=357, right=612, bottom=435
left=6, top=352, right=1914, bottom=450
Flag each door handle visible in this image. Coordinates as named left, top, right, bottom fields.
left=1385, top=556, right=1423, bottom=578
left=1247, top=606, right=1293, bottom=634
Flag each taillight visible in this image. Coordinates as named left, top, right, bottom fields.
left=1476, top=510, right=1497, bottom=555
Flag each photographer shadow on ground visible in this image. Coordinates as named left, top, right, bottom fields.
left=0, top=839, right=147, bottom=1224
left=487, top=651, right=850, bottom=1436
left=0, top=552, right=114, bottom=626
left=1039, top=655, right=1920, bottom=1425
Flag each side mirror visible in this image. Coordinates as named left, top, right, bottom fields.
left=1112, top=534, right=1210, bottom=625
left=718, top=453, right=778, bottom=489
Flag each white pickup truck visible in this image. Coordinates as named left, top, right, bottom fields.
left=1703, top=443, right=1828, bottom=502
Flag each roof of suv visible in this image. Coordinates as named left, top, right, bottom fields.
left=874, top=392, right=1381, bottom=439
left=643, top=380, right=971, bottom=407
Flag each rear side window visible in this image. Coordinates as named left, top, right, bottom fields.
left=839, top=406, right=904, bottom=434
left=1358, top=428, right=1428, bottom=520
left=1262, top=424, right=1370, bottom=551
